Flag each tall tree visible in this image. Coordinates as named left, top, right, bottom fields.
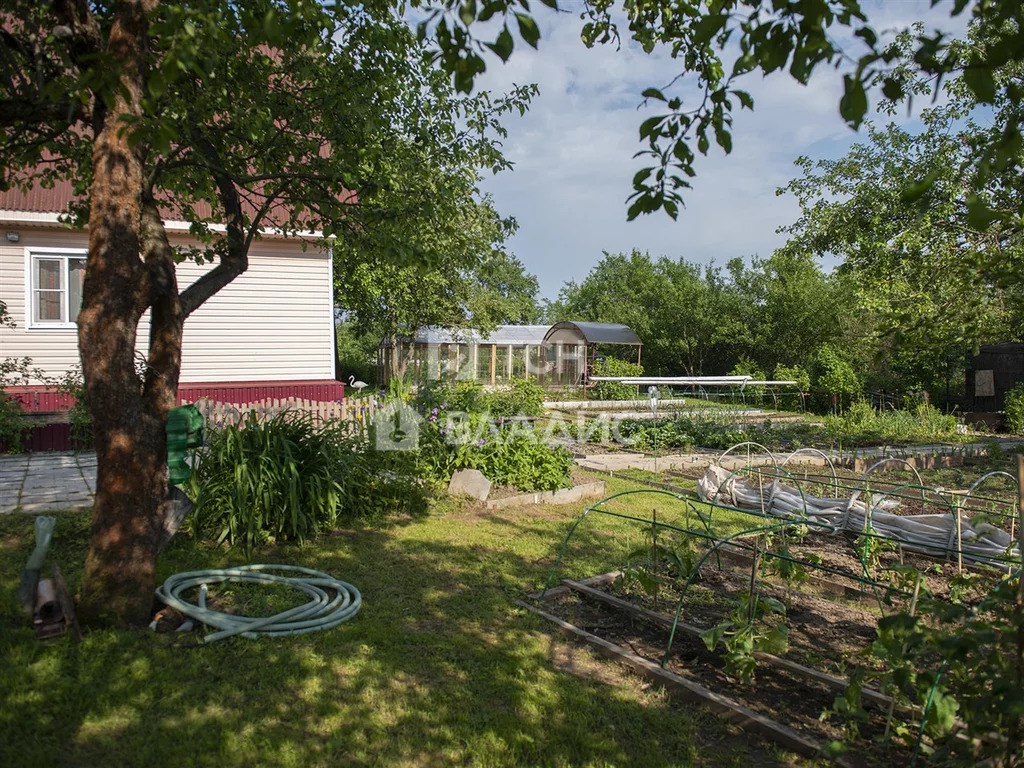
left=556, top=250, right=747, bottom=375
left=777, top=100, right=1024, bottom=395
left=0, top=1, right=529, bottom=625
left=333, top=187, right=541, bottom=382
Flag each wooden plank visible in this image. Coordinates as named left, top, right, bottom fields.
left=528, top=570, right=621, bottom=601
left=514, top=599, right=827, bottom=759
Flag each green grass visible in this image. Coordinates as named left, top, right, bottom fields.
left=0, top=474, right=798, bottom=768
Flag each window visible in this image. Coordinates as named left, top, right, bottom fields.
left=30, top=251, right=86, bottom=326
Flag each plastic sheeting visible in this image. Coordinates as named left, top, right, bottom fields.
left=698, top=464, right=1018, bottom=566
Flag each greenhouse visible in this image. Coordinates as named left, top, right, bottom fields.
left=377, top=321, right=642, bottom=387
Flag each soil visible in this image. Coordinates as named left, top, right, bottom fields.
left=543, top=589, right=910, bottom=767
left=534, top=514, right=1011, bottom=764
left=608, top=548, right=883, bottom=674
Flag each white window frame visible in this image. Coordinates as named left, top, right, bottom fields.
left=24, top=247, right=88, bottom=330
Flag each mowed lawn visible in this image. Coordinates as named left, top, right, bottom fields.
left=0, top=474, right=799, bottom=768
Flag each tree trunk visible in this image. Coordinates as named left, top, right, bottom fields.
left=77, top=0, right=167, bottom=627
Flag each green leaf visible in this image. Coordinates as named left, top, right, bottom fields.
left=714, top=126, right=732, bottom=154
left=759, top=622, right=789, bottom=655
left=839, top=75, right=867, bottom=129
left=641, top=88, right=666, bottom=101
left=881, top=76, right=903, bottom=102
left=966, top=195, right=999, bottom=230
left=487, top=28, right=514, bottom=62
left=700, top=624, right=726, bottom=651
left=515, top=13, right=540, bottom=48
left=638, top=115, right=662, bottom=140
left=734, top=89, right=753, bottom=110
left=963, top=65, right=996, bottom=103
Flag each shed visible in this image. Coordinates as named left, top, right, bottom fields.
left=969, top=342, right=1024, bottom=412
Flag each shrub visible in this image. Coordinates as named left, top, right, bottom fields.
left=1004, top=383, right=1024, bottom=433
left=0, top=357, right=35, bottom=453
left=189, top=410, right=431, bottom=551
left=189, top=412, right=344, bottom=552
left=416, top=413, right=572, bottom=491
left=813, top=345, right=860, bottom=412
left=52, top=365, right=92, bottom=449
left=823, top=402, right=961, bottom=444
left=416, top=380, right=486, bottom=413
left=591, top=357, right=643, bottom=401
left=485, top=377, right=545, bottom=417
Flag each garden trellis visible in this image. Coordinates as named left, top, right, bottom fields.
left=533, top=441, right=1024, bottom=762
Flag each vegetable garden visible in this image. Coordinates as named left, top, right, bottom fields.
left=527, top=443, right=1024, bottom=765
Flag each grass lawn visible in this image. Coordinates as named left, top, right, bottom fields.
left=0, top=474, right=801, bottom=768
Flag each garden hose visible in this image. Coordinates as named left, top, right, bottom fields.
left=155, top=564, right=361, bottom=642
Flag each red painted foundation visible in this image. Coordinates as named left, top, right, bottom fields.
left=2, top=379, right=347, bottom=452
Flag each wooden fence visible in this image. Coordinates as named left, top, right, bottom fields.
left=184, top=396, right=381, bottom=430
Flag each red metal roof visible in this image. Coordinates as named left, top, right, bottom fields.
left=0, top=179, right=348, bottom=230
left=0, top=179, right=77, bottom=215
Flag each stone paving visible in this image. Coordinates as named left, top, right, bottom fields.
left=0, top=451, right=96, bottom=513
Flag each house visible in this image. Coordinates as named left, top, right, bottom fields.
left=377, top=321, right=642, bottom=388
left=0, top=182, right=343, bottom=447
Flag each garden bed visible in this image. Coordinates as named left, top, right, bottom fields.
left=527, top=510, right=1010, bottom=764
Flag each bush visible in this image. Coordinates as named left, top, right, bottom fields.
left=417, top=378, right=544, bottom=418
left=1005, top=383, right=1024, bottom=433
left=189, top=411, right=431, bottom=551
left=0, top=357, right=35, bottom=453
left=591, top=357, right=643, bottom=401
left=485, top=377, right=545, bottom=417
left=813, top=345, right=860, bottom=412
left=416, top=413, right=572, bottom=491
left=416, top=380, right=486, bottom=414
left=52, top=365, right=92, bottom=449
left=189, top=412, right=343, bottom=552
left=823, top=402, right=961, bottom=444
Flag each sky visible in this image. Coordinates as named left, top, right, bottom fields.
left=471, top=1, right=969, bottom=301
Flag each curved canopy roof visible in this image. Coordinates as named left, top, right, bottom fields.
left=543, top=321, right=642, bottom=346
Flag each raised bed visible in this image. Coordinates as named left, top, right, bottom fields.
left=521, top=469, right=1017, bottom=764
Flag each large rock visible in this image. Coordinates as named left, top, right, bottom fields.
left=448, top=469, right=491, bottom=501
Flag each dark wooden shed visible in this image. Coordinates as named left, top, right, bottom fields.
left=969, top=342, right=1024, bottom=412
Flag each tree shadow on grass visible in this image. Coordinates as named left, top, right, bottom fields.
left=0, top=511, right=800, bottom=768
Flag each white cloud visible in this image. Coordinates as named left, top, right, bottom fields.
left=472, top=0, right=969, bottom=298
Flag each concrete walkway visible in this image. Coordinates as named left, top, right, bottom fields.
left=0, top=451, right=96, bottom=513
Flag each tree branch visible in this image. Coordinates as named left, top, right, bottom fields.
left=178, top=127, right=247, bottom=318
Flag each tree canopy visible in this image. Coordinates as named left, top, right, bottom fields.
left=0, top=0, right=533, bottom=625
left=418, top=0, right=1023, bottom=224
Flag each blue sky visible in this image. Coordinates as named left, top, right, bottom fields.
left=471, top=1, right=968, bottom=300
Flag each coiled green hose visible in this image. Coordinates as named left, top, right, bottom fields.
left=156, top=564, right=361, bottom=642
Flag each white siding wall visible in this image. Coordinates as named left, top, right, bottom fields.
left=0, top=226, right=334, bottom=384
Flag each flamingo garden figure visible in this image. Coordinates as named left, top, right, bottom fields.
left=348, top=375, right=369, bottom=394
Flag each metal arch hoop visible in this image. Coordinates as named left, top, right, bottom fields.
left=781, top=448, right=839, bottom=499
left=717, top=441, right=778, bottom=469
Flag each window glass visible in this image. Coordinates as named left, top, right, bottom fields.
left=511, top=347, right=526, bottom=379
left=34, top=259, right=64, bottom=323
left=68, top=258, right=86, bottom=320
left=476, top=345, right=493, bottom=382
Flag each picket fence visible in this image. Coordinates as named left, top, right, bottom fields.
left=184, top=396, right=381, bottom=429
